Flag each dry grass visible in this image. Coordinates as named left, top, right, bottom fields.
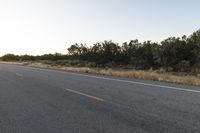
left=99, top=69, right=200, bottom=86
left=0, top=61, right=24, bottom=65
left=0, top=61, right=199, bottom=86
left=21, top=62, right=200, bottom=86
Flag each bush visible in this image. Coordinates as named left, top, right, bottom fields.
left=1, top=29, right=200, bottom=74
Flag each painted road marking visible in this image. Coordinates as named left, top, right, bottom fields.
left=14, top=66, right=200, bottom=94
left=16, top=73, right=23, bottom=77
left=64, top=88, right=104, bottom=102
left=64, top=88, right=137, bottom=111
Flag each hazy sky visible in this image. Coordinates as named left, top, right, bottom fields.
left=0, top=0, right=200, bottom=55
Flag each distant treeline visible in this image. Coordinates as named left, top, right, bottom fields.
left=0, top=53, right=69, bottom=62
left=1, top=29, right=200, bottom=73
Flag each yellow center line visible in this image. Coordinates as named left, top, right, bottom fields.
left=16, top=73, right=23, bottom=77
left=64, top=88, right=104, bottom=102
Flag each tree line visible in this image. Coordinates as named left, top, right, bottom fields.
left=67, top=29, right=200, bottom=72
left=1, top=29, right=200, bottom=72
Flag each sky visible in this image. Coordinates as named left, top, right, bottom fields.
left=0, top=0, right=200, bottom=56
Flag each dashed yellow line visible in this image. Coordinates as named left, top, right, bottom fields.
left=16, top=73, right=23, bottom=77
left=64, top=88, right=104, bottom=102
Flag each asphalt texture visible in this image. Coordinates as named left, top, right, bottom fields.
left=0, top=63, right=200, bottom=133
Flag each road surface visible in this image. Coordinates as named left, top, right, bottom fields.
left=0, top=63, right=200, bottom=133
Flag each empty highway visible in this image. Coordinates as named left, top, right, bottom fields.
left=0, top=63, right=200, bottom=133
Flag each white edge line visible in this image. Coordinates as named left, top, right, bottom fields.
left=19, top=65, right=200, bottom=94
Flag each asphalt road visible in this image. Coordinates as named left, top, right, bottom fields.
left=0, top=63, right=200, bottom=133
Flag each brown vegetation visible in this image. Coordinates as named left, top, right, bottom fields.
left=21, top=62, right=200, bottom=86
